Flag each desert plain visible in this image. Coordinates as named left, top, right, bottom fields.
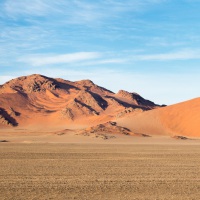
left=1, top=140, right=200, bottom=200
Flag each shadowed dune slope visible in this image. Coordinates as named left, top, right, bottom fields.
left=117, top=98, right=200, bottom=137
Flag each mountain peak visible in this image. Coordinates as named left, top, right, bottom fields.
left=0, top=74, right=162, bottom=128
left=116, top=89, right=158, bottom=108
left=117, top=90, right=134, bottom=97
left=75, top=79, right=94, bottom=86
left=3, top=74, right=58, bottom=93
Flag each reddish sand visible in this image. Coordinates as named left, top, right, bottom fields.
left=117, top=98, right=200, bottom=137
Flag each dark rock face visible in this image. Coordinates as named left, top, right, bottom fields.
left=0, top=108, right=18, bottom=127
left=117, top=90, right=159, bottom=108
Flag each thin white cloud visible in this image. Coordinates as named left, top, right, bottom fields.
left=77, top=58, right=127, bottom=66
left=3, top=0, right=58, bottom=18
left=2, top=0, right=167, bottom=24
left=15, top=49, right=200, bottom=68
left=0, top=0, right=179, bottom=63
left=18, top=52, right=101, bottom=66
left=94, top=59, right=126, bottom=64
left=135, top=49, right=200, bottom=61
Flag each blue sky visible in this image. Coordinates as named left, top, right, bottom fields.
left=0, top=0, right=200, bottom=105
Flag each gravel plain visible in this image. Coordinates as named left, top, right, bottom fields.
left=0, top=143, right=200, bottom=200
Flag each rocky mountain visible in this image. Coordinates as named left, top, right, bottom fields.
left=0, top=74, right=161, bottom=127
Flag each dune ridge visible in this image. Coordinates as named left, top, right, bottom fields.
left=117, top=98, right=200, bottom=137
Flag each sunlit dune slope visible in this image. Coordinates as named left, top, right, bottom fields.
left=117, top=98, right=200, bottom=137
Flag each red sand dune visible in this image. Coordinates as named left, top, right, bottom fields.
left=117, top=98, right=200, bottom=137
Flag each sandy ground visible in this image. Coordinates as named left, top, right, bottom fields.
left=1, top=131, right=200, bottom=145
left=1, top=127, right=200, bottom=145
left=1, top=142, right=200, bottom=200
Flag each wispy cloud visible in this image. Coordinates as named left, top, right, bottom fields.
left=77, top=58, right=127, bottom=67
left=16, top=48, right=200, bottom=68
left=0, top=0, right=187, bottom=65
left=18, top=52, right=101, bottom=66
left=3, top=0, right=59, bottom=18
left=1, top=0, right=167, bottom=25
left=134, top=49, right=200, bottom=61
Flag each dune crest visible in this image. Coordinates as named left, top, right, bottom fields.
left=117, top=98, right=200, bottom=137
